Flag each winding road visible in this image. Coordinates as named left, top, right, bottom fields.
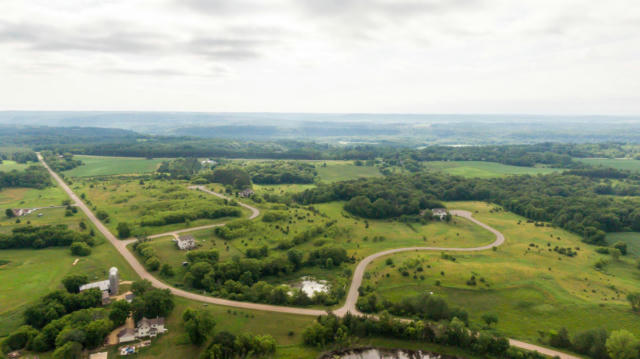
left=38, top=153, right=579, bottom=359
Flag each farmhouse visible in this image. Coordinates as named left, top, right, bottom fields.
left=239, top=189, right=254, bottom=198
left=136, top=317, right=167, bottom=338
left=175, top=234, right=196, bottom=250
left=117, top=328, right=137, bottom=343
left=11, top=208, right=35, bottom=217
left=431, top=208, right=449, bottom=220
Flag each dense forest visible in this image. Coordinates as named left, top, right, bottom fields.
left=294, top=172, right=640, bottom=244
left=245, top=161, right=317, bottom=184
left=0, top=225, right=95, bottom=250
left=0, top=165, right=50, bottom=190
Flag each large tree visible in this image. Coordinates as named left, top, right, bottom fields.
left=183, top=308, right=216, bottom=345
left=606, top=330, right=639, bottom=359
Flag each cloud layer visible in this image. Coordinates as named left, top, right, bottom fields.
left=0, top=0, right=638, bottom=113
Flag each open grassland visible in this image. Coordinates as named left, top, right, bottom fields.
left=607, top=232, right=640, bottom=257
left=0, top=207, right=85, bottom=234
left=577, top=158, right=640, bottom=172
left=361, top=201, right=640, bottom=341
left=423, top=161, right=559, bottom=178
left=0, top=186, right=65, bottom=208
left=63, top=155, right=166, bottom=177
left=0, top=160, right=34, bottom=172
left=72, top=178, right=249, bottom=237
left=315, top=162, right=382, bottom=182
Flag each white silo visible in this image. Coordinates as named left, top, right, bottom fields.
left=109, top=267, right=119, bottom=295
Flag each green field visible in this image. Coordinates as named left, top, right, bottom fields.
left=577, top=158, right=640, bottom=172
left=63, top=155, right=165, bottom=177
left=0, top=160, right=34, bottom=172
left=0, top=186, right=67, bottom=208
left=607, top=232, right=640, bottom=257
left=362, top=201, right=640, bottom=342
left=423, top=161, right=559, bottom=178
left=315, top=162, right=382, bottom=182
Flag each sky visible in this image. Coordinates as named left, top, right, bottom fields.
left=1, top=0, right=639, bottom=114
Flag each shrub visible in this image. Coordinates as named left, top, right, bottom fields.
left=70, top=242, right=91, bottom=256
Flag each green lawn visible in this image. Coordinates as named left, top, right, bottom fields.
left=577, top=158, right=640, bottom=172
left=315, top=162, right=382, bottom=182
left=362, top=201, right=640, bottom=342
left=607, top=232, right=640, bottom=257
left=0, top=160, right=35, bottom=172
left=63, top=155, right=166, bottom=177
left=423, top=161, right=559, bottom=178
left=0, top=186, right=67, bottom=208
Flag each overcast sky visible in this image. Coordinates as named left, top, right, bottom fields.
left=1, top=0, right=639, bottom=114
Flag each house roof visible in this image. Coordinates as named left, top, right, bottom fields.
left=138, top=317, right=165, bottom=327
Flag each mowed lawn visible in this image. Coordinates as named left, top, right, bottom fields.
left=63, top=155, right=166, bottom=177
left=607, top=232, right=640, bottom=257
left=0, top=236, right=139, bottom=336
left=423, top=161, right=559, bottom=178
left=577, top=158, right=640, bottom=172
left=362, top=201, right=640, bottom=341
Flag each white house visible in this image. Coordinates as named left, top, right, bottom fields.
left=432, top=208, right=449, bottom=220
left=175, top=235, right=196, bottom=250
left=136, top=317, right=167, bottom=338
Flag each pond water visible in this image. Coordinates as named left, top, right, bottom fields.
left=320, top=348, right=454, bottom=359
left=296, top=276, right=329, bottom=297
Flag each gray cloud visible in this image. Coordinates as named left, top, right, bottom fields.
left=296, top=0, right=481, bottom=18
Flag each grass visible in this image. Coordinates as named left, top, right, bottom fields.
left=0, top=186, right=67, bottom=208
left=423, top=161, right=559, bottom=178
left=71, top=178, right=248, bottom=237
left=607, top=232, right=640, bottom=257
left=315, top=162, right=382, bottom=182
left=361, top=201, right=640, bottom=342
left=0, top=160, right=35, bottom=172
left=577, top=158, right=640, bottom=172
left=63, top=155, right=166, bottom=177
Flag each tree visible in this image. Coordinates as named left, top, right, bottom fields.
left=160, top=263, right=175, bottom=277
left=627, top=292, right=640, bottom=312
left=606, top=330, right=639, bottom=359
left=117, top=222, right=131, bottom=238
left=611, top=248, right=622, bottom=261
left=183, top=308, right=216, bottom=345
left=70, top=242, right=91, bottom=256
left=61, top=275, right=88, bottom=294
left=287, top=249, right=303, bottom=270
left=109, top=300, right=131, bottom=326
left=6, top=208, right=14, bottom=218
left=52, top=340, right=82, bottom=359
left=614, top=241, right=628, bottom=256
left=145, top=256, right=160, bottom=271
left=481, top=313, right=498, bottom=328
left=131, top=280, right=152, bottom=296
left=132, top=288, right=175, bottom=320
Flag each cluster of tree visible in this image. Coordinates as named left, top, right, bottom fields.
left=200, top=331, right=277, bottom=359
left=357, top=293, right=468, bottom=324
left=302, top=313, right=545, bottom=359
left=128, top=280, right=175, bottom=321
left=202, top=167, right=252, bottom=189
left=157, top=157, right=202, bottom=179
left=0, top=225, right=95, bottom=250
left=0, top=150, right=38, bottom=163
left=545, top=326, right=640, bottom=359
left=0, top=125, right=140, bottom=147
left=22, top=289, right=103, bottom=329
left=0, top=165, right=50, bottom=190
left=294, top=172, right=640, bottom=241
left=41, top=151, right=83, bottom=172
left=261, top=210, right=289, bottom=222
left=133, top=240, right=162, bottom=271
left=139, top=206, right=242, bottom=227
left=246, top=161, right=316, bottom=184
left=182, top=246, right=347, bottom=306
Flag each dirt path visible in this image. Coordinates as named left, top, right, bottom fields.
left=38, top=154, right=578, bottom=359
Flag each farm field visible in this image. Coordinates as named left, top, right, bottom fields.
left=315, top=161, right=382, bottom=182
left=577, top=157, right=640, bottom=172
left=0, top=186, right=65, bottom=209
left=607, top=232, right=640, bottom=257
left=361, top=201, right=640, bottom=341
left=72, top=178, right=249, bottom=237
left=423, top=161, right=559, bottom=178
left=63, top=155, right=166, bottom=177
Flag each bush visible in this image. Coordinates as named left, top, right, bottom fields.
left=70, top=242, right=91, bottom=256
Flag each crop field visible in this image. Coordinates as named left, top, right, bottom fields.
left=423, top=161, right=559, bottom=178
left=72, top=178, right=249, bottom=236
left=607, top=232, right=640, bottom=257
left=577, top=158, right=640, bottom=172
left=361, top=201, right=640, bottom=341
left=63, top=155, right=166, bottom=177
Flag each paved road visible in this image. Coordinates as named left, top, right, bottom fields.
left=38, top=154, right=578, bottom=359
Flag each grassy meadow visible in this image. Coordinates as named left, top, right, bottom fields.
left=63, top=155, right=165, bottom=177
left=423, top=161, right=559, bottom=178
left=0, top=160, right=34, bottom=172
left=607, top=232, right=640, bottom=257
left=314, top=161, right=382, bottom=182
left=361, top=201, right=640, bottom=341
left=577, top=158, right=640, bottom=172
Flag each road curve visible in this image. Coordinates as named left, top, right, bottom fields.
left=38, top=154, right=578, bottom=359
